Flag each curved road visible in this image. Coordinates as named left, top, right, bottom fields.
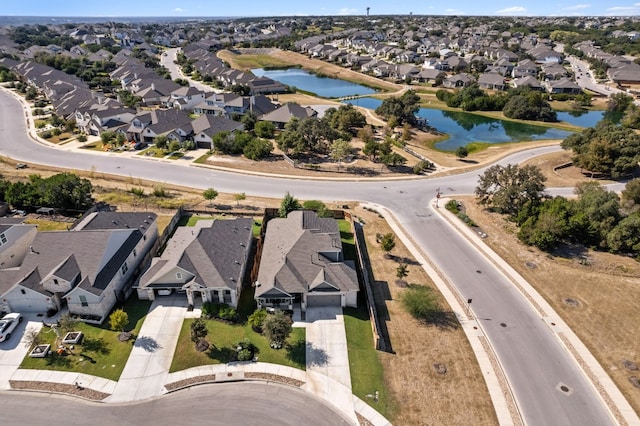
left=0, top=89, right=625, bottom=425
left=0, top=382, right=351, bottom=425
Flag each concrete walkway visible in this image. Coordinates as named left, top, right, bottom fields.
left=8, top=297, right=391, bottom=425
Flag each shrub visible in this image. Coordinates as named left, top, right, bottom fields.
left=400, top=284, right=441, bottom=323
left=77, top=134, right=87, bottom=142
left=235, top=338, right=258, bottom=361
left=445, top=199, right=460, bottom=213
left=41, top=131, right=52, bottom=139
left=202, top=301, right=221, bottom=319
left=129, top=187, right=145, bottom=197
left=190, top=318, right=208, bottom=343
left=218, top=305, right=238, bottom=322
left=248, top=309, right=268, bottom=332
left=152, top=185, right=167, bottom=197
left=262, top=310, right=292, bottom=349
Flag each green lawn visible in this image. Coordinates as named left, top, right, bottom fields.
left=169, top=318, right=305, bottom=373
left=20, top=296, right=151, bottom=381
left=343, top=307, right=395, bottom=419
left=252, top=219, right=262, bottom=238
left=339, top=219, right=356, bottom=261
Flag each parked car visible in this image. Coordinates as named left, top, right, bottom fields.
left=0, top=313, right=23, bottom=342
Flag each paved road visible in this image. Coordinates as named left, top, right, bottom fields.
left=0, top=89, right=625, bottom=425
left=0, top=382, right=352, bottom=425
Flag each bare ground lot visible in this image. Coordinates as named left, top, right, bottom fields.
left=353, top=205, right=498, bottom=425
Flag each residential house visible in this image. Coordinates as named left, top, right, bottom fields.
left=414, top=68, right=446, bottom=84
left=259, top=103, right=317, bottom=128
left=254, top=210, right=359, bottom=312
left=137, top=217, right=253, bottom=307
left=478, top=72, right=508, bottom=91
left=127, top=109, right=194, bottom=143
left=527, top=46, right=563, bottom=64
left=541, top=63, right=569, bottom=80
left=247, top=76, right=288, bottom=95
left=1, top=212, right=157, bottom=322
left=545, top=77, right=581, bottom=94
left=192, top=115, right=245, bottom=149
left=443, top=73, right=474, bottom=89
left=166, top=86, right=207, bottom=111
left=0, top=218, right=37, bottom=270
left=512, top=59, right=539, bottom=78
left=512, top=75, right=543, bottom=91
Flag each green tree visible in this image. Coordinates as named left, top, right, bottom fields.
left=375, top=90, right=420, bottom=126
left=475, top=164, right=547, bottom=216
left=607, top=92, right=634, bottom=112
left=517, top=197, right=573, bottom=250
left=109, top=309, right=129, bottom=332
left=561, top=121, right=640, bottom=178
left=622, top=178, right=640, bottom=213
left=572, top=181, right=621, bottom=248
left=380, top=232, right=396, bottom=257
left=362, top=139, right=381, bottom=161
left=381, top=152, right=407, bottom=167
left=254, top=120, right=276, bottom=139
left=262, top=310, right=292, bottom=349
left=279, top=192, right=301, bottom=217
left=325, top=103, right=366, bottom=135
left=606, top=213, right=640, bottom=254
left=233, top=192, right=246, bottom=206
left=302, top=200, right=332, bottom=217
left=203, top=188, right=218, bottom=204
left=357, top=125, right=374, bottom=144
left=243, top=138, right=273, bottom=160
left=154, top=135, right=168, bottom=150
left=100, top=131, right=115, bottom=145
left=455, top=146, right=469, bottom=159
left=329, top=138, right=352, bottom=166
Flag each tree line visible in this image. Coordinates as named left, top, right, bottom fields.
left=475, top=164, right=640, bottom=255
left=0, top=173, right=94, bottom=213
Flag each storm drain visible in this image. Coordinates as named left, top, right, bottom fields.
left=557, top=383, right=573, bottom=395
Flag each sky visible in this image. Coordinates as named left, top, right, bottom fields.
left=3, top=0, right=640, bottom=17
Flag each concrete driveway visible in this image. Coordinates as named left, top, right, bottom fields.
left=107, top=295, right=189, bottom=402
left=0, top=315, right=43, bottom=389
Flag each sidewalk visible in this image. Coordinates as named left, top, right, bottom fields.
left=8, top=297, right=392, bottom=425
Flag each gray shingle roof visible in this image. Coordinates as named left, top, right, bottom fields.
left=256, top=211, right=358, bottom=298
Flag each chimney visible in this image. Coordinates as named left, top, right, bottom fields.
left=151, top=82, right=156, bottom=91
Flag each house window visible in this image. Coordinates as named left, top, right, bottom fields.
left=21, top=289, right=26, bottom=295
left=133, top=248, right=137, bottom=257
left=53, top=278, right=59, bottom=285
left=0, top=233, right=6, bottom=246
left=121, top=262, right=128, bottom=275
left=176, top=272, right=182, bottom=280
left=79, top=295, right=88, bottom=307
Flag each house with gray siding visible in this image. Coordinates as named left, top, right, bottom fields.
left=137, top=217, right=253, bottom=307
left=254, top=210, right=359, bottom=312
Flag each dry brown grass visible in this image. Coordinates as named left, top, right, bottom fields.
left=520, top=150, right=617, bottom=188
left=460, top=197, right=640, bottom=416
left=353, top=205, right=498, bottom=426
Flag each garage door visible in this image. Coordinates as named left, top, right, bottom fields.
left=8, top=297, right=49, bottom=313
left=306, top=294, right=341, bottom=307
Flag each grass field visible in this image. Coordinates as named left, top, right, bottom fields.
left=217, top=50, right=295, bottom=71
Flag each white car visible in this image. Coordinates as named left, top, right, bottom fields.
left=0, top=313, right=23, bottom=342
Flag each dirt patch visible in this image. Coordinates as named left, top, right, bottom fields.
left=460, top=196, right=640, bottom=415
left=354, top=205, right=497, bottom=425
left=520, top=150, right=618, bottom=188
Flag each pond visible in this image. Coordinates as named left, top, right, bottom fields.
left=557, top=110, right=622, bottom=128
left=252, top=68, right=377, bottom=98
left=343, top=97, right=574, bottom=151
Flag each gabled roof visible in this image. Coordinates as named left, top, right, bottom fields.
left=138, top=218, right=253, bottom=291
left=259, top=103, right=317, bottom=124
left=11, top=229, right=139, bottom=296
left=192, top=115, right=244, bottom=137
left=255, top=210, right=358, bottom=298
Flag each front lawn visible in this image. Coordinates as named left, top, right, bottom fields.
left=20, top=295, right=151, bottom=381
left=344, top=306, right=394, bottom=418
left=169, top=318, right=305, bottom=373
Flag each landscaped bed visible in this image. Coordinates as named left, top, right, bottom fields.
left=169, top=319, right=305, bottom=373
left=20, top=296, right=151, bottom=381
